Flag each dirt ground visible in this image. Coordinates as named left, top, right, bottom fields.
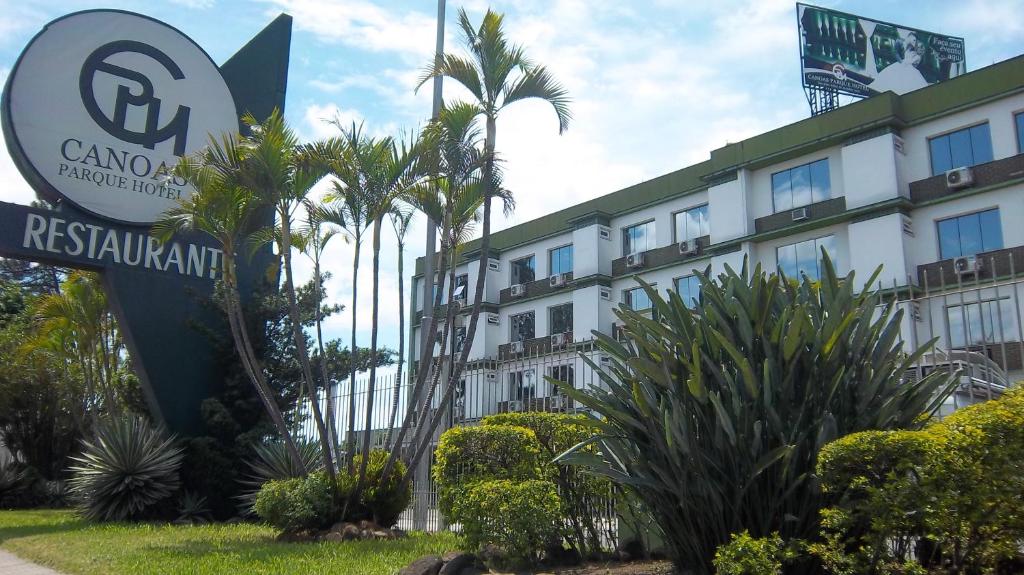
left=501, top=560, right=675, bottom=575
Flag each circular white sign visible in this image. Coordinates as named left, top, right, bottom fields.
left=3, top=10, right=238, bottom=225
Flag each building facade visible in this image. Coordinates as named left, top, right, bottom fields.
left=411, top=55, right=1024, bottom=423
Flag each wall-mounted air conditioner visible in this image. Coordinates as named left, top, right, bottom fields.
left=550, top=333, right=567, bottom=348
left=510, top=283, right=526, bottom=297
left=953, top=255, right=982, bottom=277
left=510, top=340, right=524, bottom=354
left=549, top=273, right=568, bottom=288
left=945, top=167, right=974, bottom=189
left=625, top=252, right=645, bottom=268
left=791, top=207, right=809, bottom=221
left=678, top=240, right=699, bottom=256
left=507, top=400, right=523, bottom=412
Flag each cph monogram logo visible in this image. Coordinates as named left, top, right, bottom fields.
left=79, top=40, right=192, bottom=156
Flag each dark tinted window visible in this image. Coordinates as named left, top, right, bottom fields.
left=776, top=235, right=838, bottom=281
left=510, top=255, right=535, bottom=285
left=1016, top=113, right=1024, bottom=153
left=674, top=275, right=701, bottom=308
left=510, top=311, right=535, bottom=342
left=549, top=303, right=573, bottom=334
left=936, top=209, right=1003, bottom=260
left=929, top=123, right=993, bottom=175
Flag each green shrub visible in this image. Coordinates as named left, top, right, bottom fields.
left=434, top=425, right=541, bottom=516
left=238, top=440, right=323, bottom=515
left=448, top=479, right=563, bottom=569
left=482, top=412, right=609, bottom=556
left=815, top=387, right=1024, bottom=574
left=68, top=418, right=183, bottom=522
left=354, top=450, right=411, bottom=528
left=254, top=471, right=333, bottom=531
left=557, top=256, right=956, bottom=574
left=713, top=531, right=794, bottom=575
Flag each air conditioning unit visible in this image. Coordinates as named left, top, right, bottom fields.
left=549, top=395, right=567, bottom=410
left=549, top=273, right=568, bottom=288
left=953, top=255, right=982, bottom=277
left=945, top=167, right=974, bottom=189
left=486, top=313, right=500, bottom=325
left=507, top=400, right=524, bottom=412
left=510, top=283, right=526, bottom=297
left=791, top=207, right=809, bottom=221
left=678, top=240, right=699, bottom=256
left=625, top=252, right=645, bottom=268
left=510, top=340, right=524, bottom=354
left=550, top=333, right=567, bottom=348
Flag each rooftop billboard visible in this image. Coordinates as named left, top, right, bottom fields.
left=797, top=3, right=966, bottom=97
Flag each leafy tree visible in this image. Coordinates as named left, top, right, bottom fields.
left=557, top=256, right=956, bottom=574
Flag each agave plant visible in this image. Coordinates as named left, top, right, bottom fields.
left=176, top=491, right=213, bottom=524
left=0, top=456, right=29, bottom=499
left=68, top=417, right=183, bottom=522
left=556, top=254, right=957, bottom=574
left=236, top=440, right=322, bottom=515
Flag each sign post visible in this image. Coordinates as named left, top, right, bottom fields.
left=0, top=10, right=293, bottom=434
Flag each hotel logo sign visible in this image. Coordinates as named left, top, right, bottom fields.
left=3, top=10, right=238, bottom=224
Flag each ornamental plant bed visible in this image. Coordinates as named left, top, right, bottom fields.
left=514, top=559, right=674, bottom=575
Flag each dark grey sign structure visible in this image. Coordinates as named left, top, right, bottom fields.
left=0, top=10, right=292, bottom=434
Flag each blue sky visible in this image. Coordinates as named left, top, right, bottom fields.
left=1, top=0, right=1022, bottom=357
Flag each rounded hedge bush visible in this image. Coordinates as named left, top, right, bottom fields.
left=253, top=471, right=333, bottom=531
left=353, top=450, right=412, bottom=528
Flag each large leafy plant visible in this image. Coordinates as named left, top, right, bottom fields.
left=557, top=255, right=955, bottom=573
left=68, top=417, right=183, bottom=522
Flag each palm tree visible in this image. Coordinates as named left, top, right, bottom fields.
left=313, top=130, right=371, bottom=473
left=296, top=202, right=347, bottom=463
left=383, top=204, right=414, bottom=450
left=154, top=132, right=304, bottom=470
left=236, top=110, right=338, bottom=487
left=404, top=7, right=570, bottom=477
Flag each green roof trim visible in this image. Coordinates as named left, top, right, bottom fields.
left=415, top=55, right=1024, bottom=275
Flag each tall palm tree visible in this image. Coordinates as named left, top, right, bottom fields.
left=405, top=8, right=570, bottom=476
left=383, top=204, right=414, bottom=450
left=154, top=132, right=305, bottom=470
left=236, top=111, right=338, bottom=487
left=313, top=130, right=371, bottom=473
left=296, top=202, right=347, bottom=463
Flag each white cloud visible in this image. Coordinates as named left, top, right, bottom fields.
left=168, top=0, right=216, bottom=9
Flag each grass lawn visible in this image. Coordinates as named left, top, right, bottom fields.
left=0, top=509, right=459, bottom=575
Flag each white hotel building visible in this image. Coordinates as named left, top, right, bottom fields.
left=410, top=55, right=1024, bottom=422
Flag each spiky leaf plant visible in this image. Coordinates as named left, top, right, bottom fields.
left=556, top=254, right=957, bottom=574
left=237, top=440, right=322, bottom=514
left=176, top=491, right=213, bottom=524
left=69, top=418, right=183, bottom=522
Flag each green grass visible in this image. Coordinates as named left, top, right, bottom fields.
left=0, top=510, right=459, bottom=575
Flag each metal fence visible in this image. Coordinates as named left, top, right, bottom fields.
left=295, top=257, right=1023, bottom=538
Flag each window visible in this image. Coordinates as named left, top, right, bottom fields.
left=623, top=220, right=656, bottom=256
left=776, top=235, right=838, bottom=281
left=549, top=303, right=573, bottom=335
left=1016, top=112, right=1024, bottom=153
left=509, top=369, right=536, bottom=402
left=946, top=299, right=1017, bottom=348
left=509, top=311, right=535, bottom=343
left=772, top=158, right=831, bottom=212
left=549, top=245, right=573, bottom=276
left=929, top=123, right=993, bottom=175
left=674, top=204, right=709, bottom=243
left=548, top=365, right=574, bottom=395
left=510, top=255, right=535, bottom=285
left=936, top=209, right=1003, bottom=260
left=623, top=286, right=653, bottom=311
left=452, top=274, right=468, bottom=302
left=674, top=275, right=701, bottom=308
left=453, top=326, right=467, bottom=353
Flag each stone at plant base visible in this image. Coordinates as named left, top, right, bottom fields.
left=321, top=531, right=345, bottom=542
left=399, top=555, right=444, bottom=575
left=438, top=552, right=476, bottom=575
left=276, top=529, right=316, bottom=543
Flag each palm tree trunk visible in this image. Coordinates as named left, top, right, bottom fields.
left=399, top=119, right=497, bottom=492
left=222, top=249, right=305, bottom=471
left=407, top=257, right=457, bottom=449
left=350, top=215, right=385, bottom=512
left=345, top=238, right=362, bottom=473
left=379, top=238, right=450, bottom=483
left=279, top=207, right=338, bottom=485
left=383, top=239, right=405, bottom=450
left=313, top=255, right=342, bottom=465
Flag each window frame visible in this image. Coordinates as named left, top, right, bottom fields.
left=934, top=208, right=1003, bottom=260
left=509, top=310, right=536, bottom=343
left=622, top=219, right=656, bottom=257
left=452, top=273, right=469, bottom=302
left=509, top=254, right=536, bottom=286
left=770, top=158, right=832, bottom=213
left=508, top=369, right=537, bottom=402
left=927, top=121, right=994, bottom=176
left=548, top=302, right=573, bottom=335
left=944, top=297, right=1017, bottom=348
left=1015, top=111, right=1024, bottom=154
left=623, top=284, right=656, bottom=311
left=548, top=244, right=573, bottom=277
left=775, top=234, right=838, bottom=281
left=547, top=364, right=575, bottom=395
left=673, top=274, right=701, bottom=309
left=672, top=203, right=710, bottom=244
